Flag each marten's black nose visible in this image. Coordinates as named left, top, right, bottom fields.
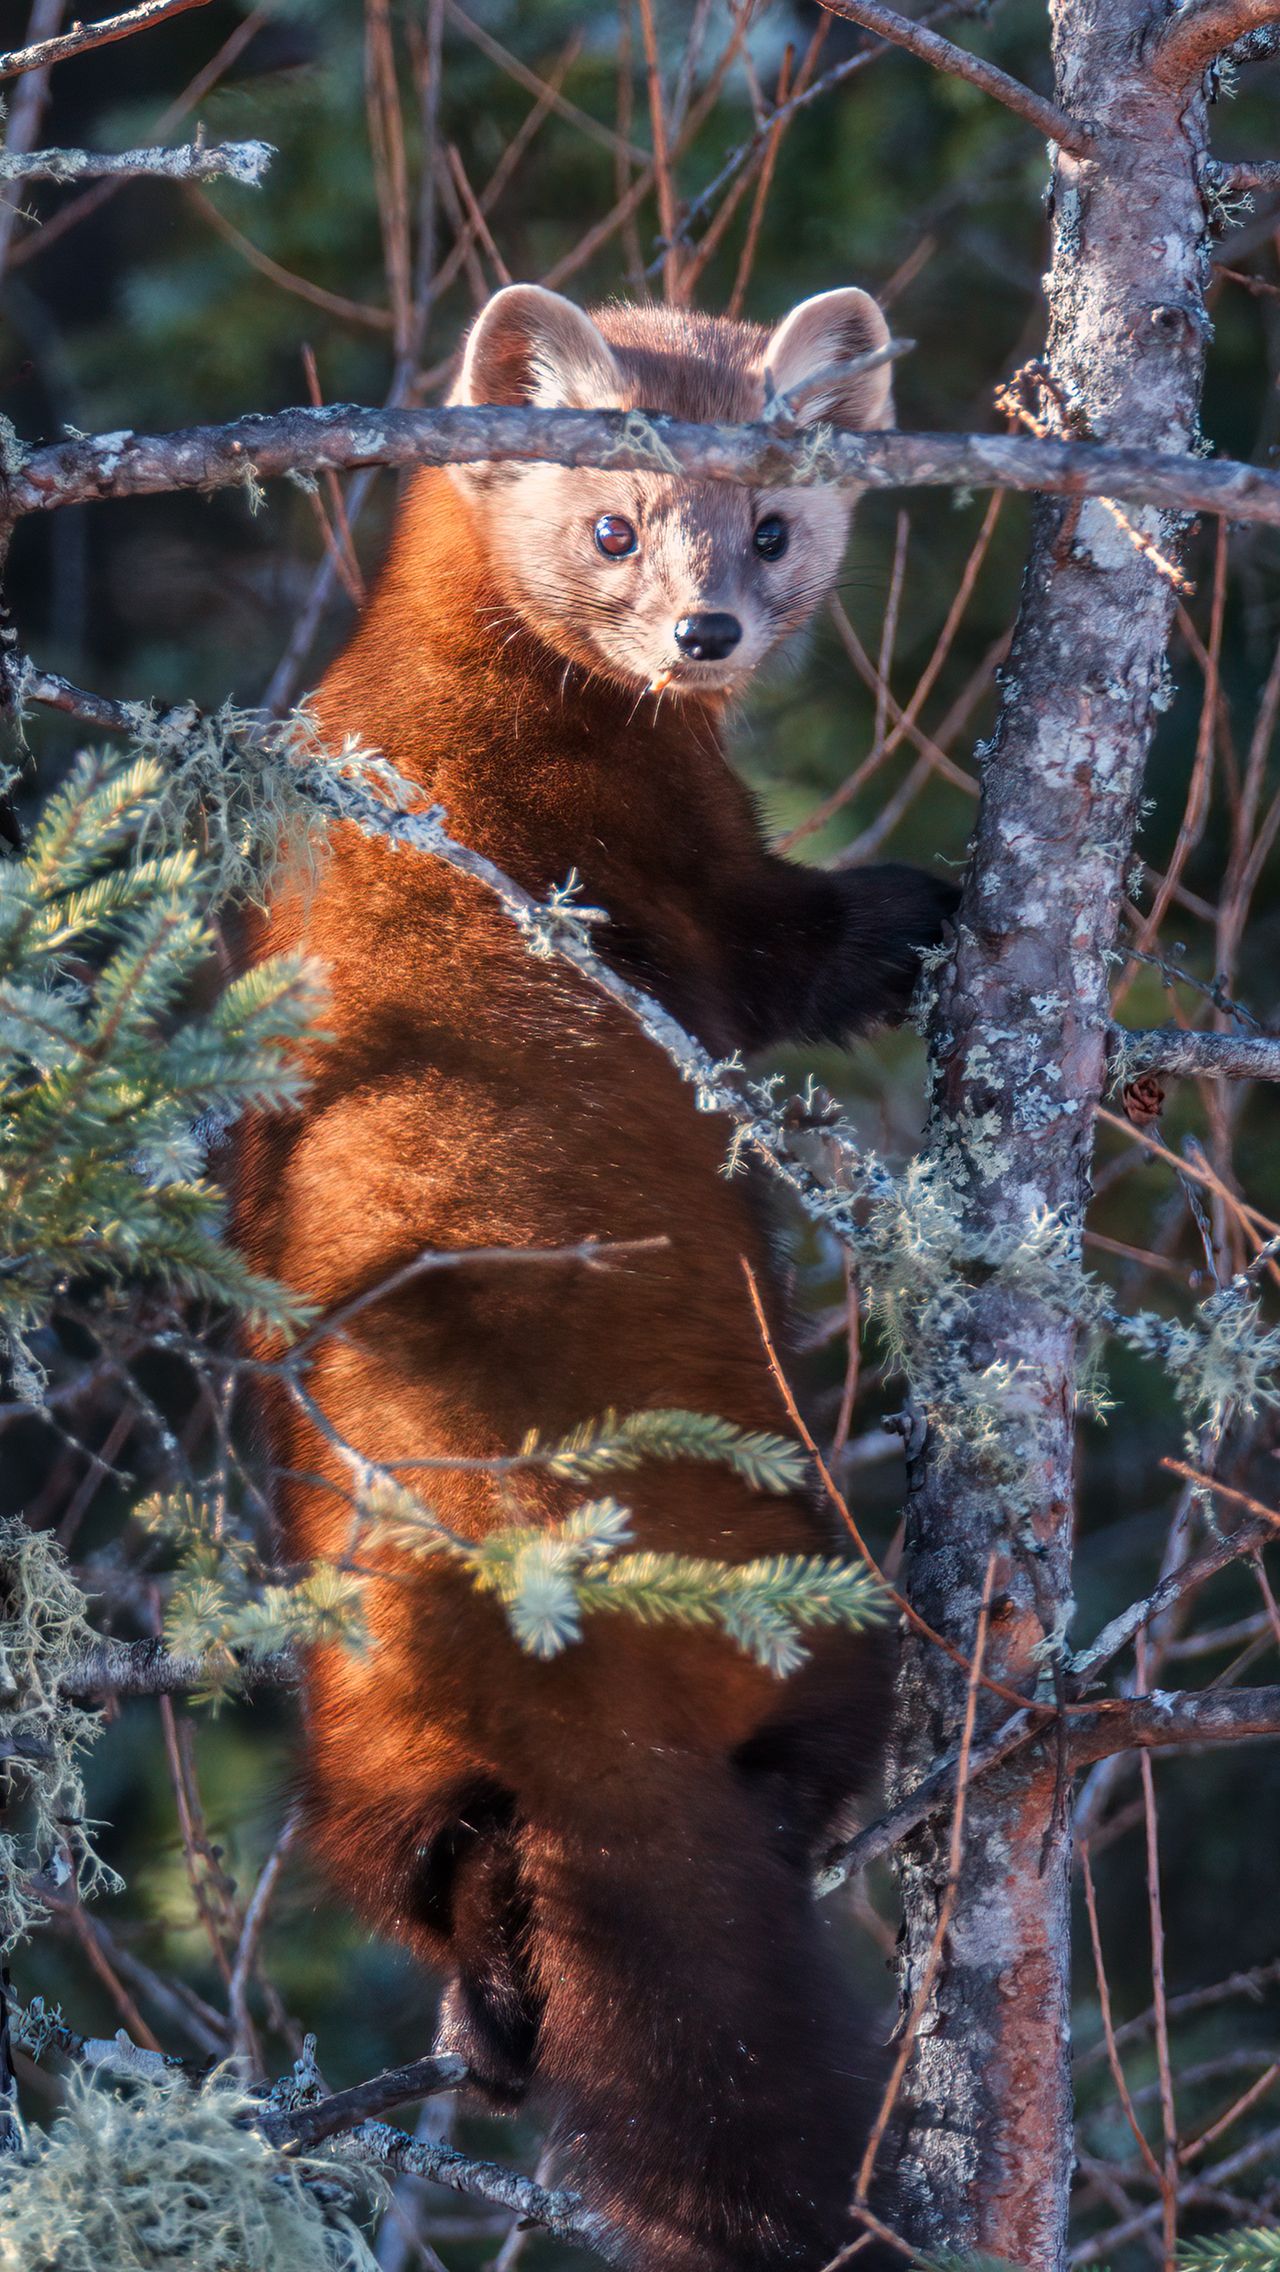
left=674, top=612, right=742, bottom=662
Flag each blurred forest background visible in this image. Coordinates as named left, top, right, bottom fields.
left=3, top=1, right=1280, bottom=2263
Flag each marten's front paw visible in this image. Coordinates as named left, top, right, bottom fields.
left=850, top=862, right=961, bottom=1026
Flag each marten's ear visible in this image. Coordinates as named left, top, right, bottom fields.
left=453, top=284, right=623, bottom=412
left=763, top=287, right=895, bottom=430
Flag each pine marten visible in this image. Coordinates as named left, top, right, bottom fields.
left=237, top=284, right=957, bottom=2270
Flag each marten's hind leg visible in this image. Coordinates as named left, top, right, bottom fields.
left=414, top=1781, right=542, bottom=2106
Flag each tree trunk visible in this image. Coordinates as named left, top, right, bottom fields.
left=888, top=4, right=1214, bottom=2262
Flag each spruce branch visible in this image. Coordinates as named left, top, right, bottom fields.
left=0, top=747, right=319, bottom=1351
left=1176, top=2232, right=1280, bottom=2272
left=531, top=1405, right=811, bottom=1494
left=361, top=1455, right=886, bottom=1673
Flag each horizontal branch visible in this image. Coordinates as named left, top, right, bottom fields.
left=0, top=0, right=211, bottom=81
left=57, top=1635, right=298, bottom=1701
left=257, top=2052, right=467, bottom=2150
left=8, top=401, right=1280, bottom=526
left=816, top=0, right=1092, bottom=154
left=824, top=1683, right=1280, bottom=1885
left=332, top=2118, right=620, bottom=2261
left=1069, top=1684, right=1280, bottom=1765
left=1153, top=0, right=1280, bottom=89
left=820, top=1703, right=1047, bottom=1887
left=1113, top=1024, right=1280, bottom=1080
left=0, top=140, right=274, bottom=185
left=1215, top=157, right=1280, bottom=196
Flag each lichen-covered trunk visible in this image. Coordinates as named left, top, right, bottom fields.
left=888, top=4, right=1212, bottom=2262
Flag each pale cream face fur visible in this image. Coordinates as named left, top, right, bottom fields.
left=448, top=286, right=894, bottom=697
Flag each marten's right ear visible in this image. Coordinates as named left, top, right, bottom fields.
left=764, top=287, right=896, bottom=431
left=453, top=284, right=623, bottom=412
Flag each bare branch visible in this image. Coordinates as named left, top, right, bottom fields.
left=1069, top=1684, right=1280, bottom=1766
left=441, top=0, right=645, bottom=168
left=57, top=1635, right=298, bottom=1702
left=257, top=2052, right=468, bottom=2150
left=328, top=2119, right=621, bottom=2262
left=7, top=402, right=1280, bottom=526
left=228, top=1812, right=299, bottom=2072
left=1152, top=0, right=1280, bottom=89
left=815, top=0, right=1092, bottom=155
left=0, top=0, right=211, bottom=81
left=1213, top=157, right=1280, bottom=195
left=820, top=1706, right=1044, bottom=1887
left=1071, top=1512, right=1279, bottom=1681
left=825, top=1684, right=1280, bottom=1886
left=0, top=140, right=274, bottom=185
left=1113, top=1025, right=1280, bottom=1080
left=0, top=0, right=65, bottom=279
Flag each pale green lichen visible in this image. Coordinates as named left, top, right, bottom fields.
left=117, top=696, right=416, bottom=906
left=0, top=1520, right=120, bottom=1951
left=1114, top=1284, right=1280, bottom=1451
left=598, top=408, right=683, bottom=474
left=0, top=2068, right=381, bottom=2272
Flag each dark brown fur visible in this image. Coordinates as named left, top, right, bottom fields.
left=237, top=299, right=955, bottom=2270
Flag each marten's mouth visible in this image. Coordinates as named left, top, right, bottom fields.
left=645, top=658, right=749, bottom=696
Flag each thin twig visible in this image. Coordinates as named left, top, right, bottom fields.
left=228, top=1810, right=299, bottom=2074
left=814, top=0, right=1092, bottom=154
left=0, top=0, right=211, bottom=80
left=635, top=0, right=680, bottom=300
left=1080, top=1845, right=1164, bottom=2184
left=189, top=187, right=393, bottom=330
left=1136, top=1637, right=1179, bottom=2271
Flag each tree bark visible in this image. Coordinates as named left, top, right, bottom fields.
left=887, top=5, right=1217, bottom=2262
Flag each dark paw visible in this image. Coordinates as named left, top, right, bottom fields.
left=434, top=1973, right=537, bottom=2107
left=848, top=862, right=960, bottom=1024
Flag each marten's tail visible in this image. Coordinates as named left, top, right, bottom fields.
left=435, top=1767, right=884, bottom=2272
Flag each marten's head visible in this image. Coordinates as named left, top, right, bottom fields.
left=448, top=285, right=893, bottom=697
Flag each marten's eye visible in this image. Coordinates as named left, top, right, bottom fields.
left=594, top=513, right=639, bottom=559
left=753, top=515, right=789, bottom=561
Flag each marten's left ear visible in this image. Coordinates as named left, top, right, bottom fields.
left=764, top=287, right=895, bottom=430
left=453, top=284, right=623, bottom=412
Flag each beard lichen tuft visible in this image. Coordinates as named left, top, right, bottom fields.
left=0, top=1519, right=120, bottom=1951
left=0, top=2067, right=382, bottom=2272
